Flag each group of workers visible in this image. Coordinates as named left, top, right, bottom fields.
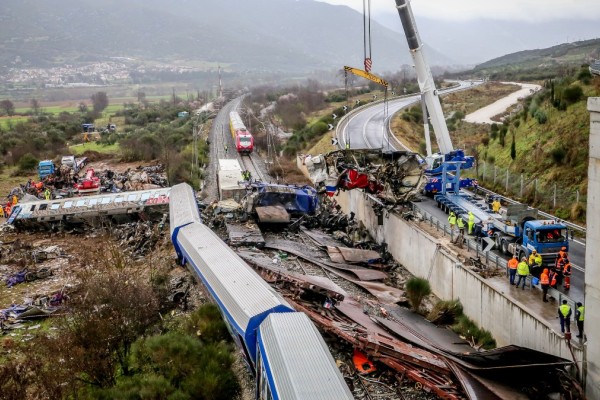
left=558, top=299, right=585, bottom=338
left=447, top=211, right=477, bottom=238
left=507, top=246, right=584, bottom=338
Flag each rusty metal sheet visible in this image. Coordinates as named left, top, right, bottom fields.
left=226, top=222, right=265, bottom=248
left=265, top=239, right=387, bottom=281
left=236, top=250, right=346, bottom=302
left=326, top=246, right=381, bottom=264
left=301, top=227, right=346, bottom=248
left=255, top=205, right=290, bottom=224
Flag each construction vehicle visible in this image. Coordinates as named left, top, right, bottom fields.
left=37, top=160, right=56, bottom=180
left=393, top=0, right=569, bottom=271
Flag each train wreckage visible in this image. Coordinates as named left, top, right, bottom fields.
left=301, top=150, right=425, bottom=204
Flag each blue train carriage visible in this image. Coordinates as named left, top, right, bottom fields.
left=257, top=313, right=354, bottom=400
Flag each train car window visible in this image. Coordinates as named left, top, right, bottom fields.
left=39, top=204, right=48, bottom=211
left=141, top=193, right=150, bottom=201
left=50, top=203, right=61, bottom=210
left=88, top=199, right=98, bottom=206
left=63, top=201, right=73, bottom=209
left=29, top=205, right=36, bottom=212
left=127, top=194, right=138, bottom=202
left=76, top=200, right=86, bottom=207
left=114, top=196, right=124, bottom=203
left=101, top=197, right=111, bottom=204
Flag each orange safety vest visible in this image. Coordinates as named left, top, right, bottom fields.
left=559, top=250, right=568, bottom=259
left=540, top=271, right=550, bottom=285
left=508, top=258, right=518, bottom=269
left=563, top=263, right=572, bottom=275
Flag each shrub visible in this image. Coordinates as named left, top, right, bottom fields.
left=452, top=315, right=496, bottom=349
left=183, top=304, right=230, bottom=344
left=405, top=277, right=431, bottom=312
left=534, top=109, right=547, bottom=124
left=427, top=299, right=463, bottom=325
left=311, top=121, right=329, bottom=136
left=18, top=153, right=39, bottom=172
left=487, top=155, right=495, bottom=164
left=562, top=85, right=584, bottom=105
left=550, top=146, right=567, bottom=164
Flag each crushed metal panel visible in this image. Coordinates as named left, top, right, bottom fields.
left=226, top=222, right=265, bottom=248
left=256, top=205, right=290, bottom=224
left=326, top=246, right=381, bottom=264
left=447, top=362, right=504, bottom=400
left=237, top=250, right=346, bottom=302
left=301, top=228, right=346, bottom=248
left=264, top=239, right=387, bottom=281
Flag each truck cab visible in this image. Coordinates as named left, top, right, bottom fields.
left=38, top=160, right=56, bottom=180
left=61, top=155, right=75, bottom=168
left=508, top=220, right=569, bottom=276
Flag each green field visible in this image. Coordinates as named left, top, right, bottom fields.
left=69, top=142, right=121, bottom=156
left=0, top=116, right=29, bottom=129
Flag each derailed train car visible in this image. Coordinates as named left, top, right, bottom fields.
left=169, top=183, right=353, bottom=400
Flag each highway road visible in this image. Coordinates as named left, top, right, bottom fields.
left=337, top=80, right=479, bottom=150
left=340, top=80, right=586, bottom=304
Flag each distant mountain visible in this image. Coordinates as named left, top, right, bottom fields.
left=474, top=39, right=600, bottom=71
left=373, top=11, right=600, bottom=65
left=0, top=0, right=451, bottom=73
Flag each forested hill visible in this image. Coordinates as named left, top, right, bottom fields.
left=471, top=38, right=600, bottom=80
left=0, top=0, right=450, bottom=73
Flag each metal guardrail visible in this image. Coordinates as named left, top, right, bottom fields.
left=410, top=202, right=579, bottom=311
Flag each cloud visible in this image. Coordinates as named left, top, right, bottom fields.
left=317, top=0, right=600, bottom=22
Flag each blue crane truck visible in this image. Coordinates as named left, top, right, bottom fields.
left=435, top=189, right=568, bottom=277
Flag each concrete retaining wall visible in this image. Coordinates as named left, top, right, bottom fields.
left=586, top=98, right=600, bottom=399
left=335, top=188, right=583, bottom=363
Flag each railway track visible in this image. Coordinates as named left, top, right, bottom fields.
left=238, top=153, right=264, bottom=181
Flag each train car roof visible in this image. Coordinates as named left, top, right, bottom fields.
left=258, top=313, right=354, bottom=400
left=177, top=223, right=293, bottom=358
left=169, top=183, right=201, bottom=243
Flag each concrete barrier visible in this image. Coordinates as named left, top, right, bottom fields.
left=335, top=188, right=583, bottom=363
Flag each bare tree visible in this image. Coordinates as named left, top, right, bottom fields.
left=0, top=99, right=15, bottom=116
left=30, top=98, right=40, bottom=115
left=91, top=91, right=109, bottom=113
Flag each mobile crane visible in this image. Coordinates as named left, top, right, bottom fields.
left=393, top=0, right=568, bottom=271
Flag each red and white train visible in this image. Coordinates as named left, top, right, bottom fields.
left=229, top=111, right=254, bottom=154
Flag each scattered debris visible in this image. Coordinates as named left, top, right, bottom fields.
left=302, top=149, right=425, bottom=204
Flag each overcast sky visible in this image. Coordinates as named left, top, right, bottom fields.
left=317, top=0, right=600, bottom=22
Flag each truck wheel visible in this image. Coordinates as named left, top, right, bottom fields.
left=501, top=240, right=509, bottom=255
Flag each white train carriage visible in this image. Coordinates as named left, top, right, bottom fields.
left=169, top=183, right=201, bottom=249
left=257, top=313, right=354, bottom=400
left=176, top=222, right=294, bottom=366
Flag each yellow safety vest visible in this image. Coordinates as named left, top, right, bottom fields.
left=468, top=213, right=475, bottom=224
left=517, top=262, right=529, bottom=276
left=448, top=214, right=456, bottom=225
left=560, top=304, right=571, bottom=318
left=457, top=218, right=465, bottom=228
left=577, top=306, right=585, bottom=321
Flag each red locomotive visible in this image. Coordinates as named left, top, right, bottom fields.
left=229, top=111, right=254, bottom=154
